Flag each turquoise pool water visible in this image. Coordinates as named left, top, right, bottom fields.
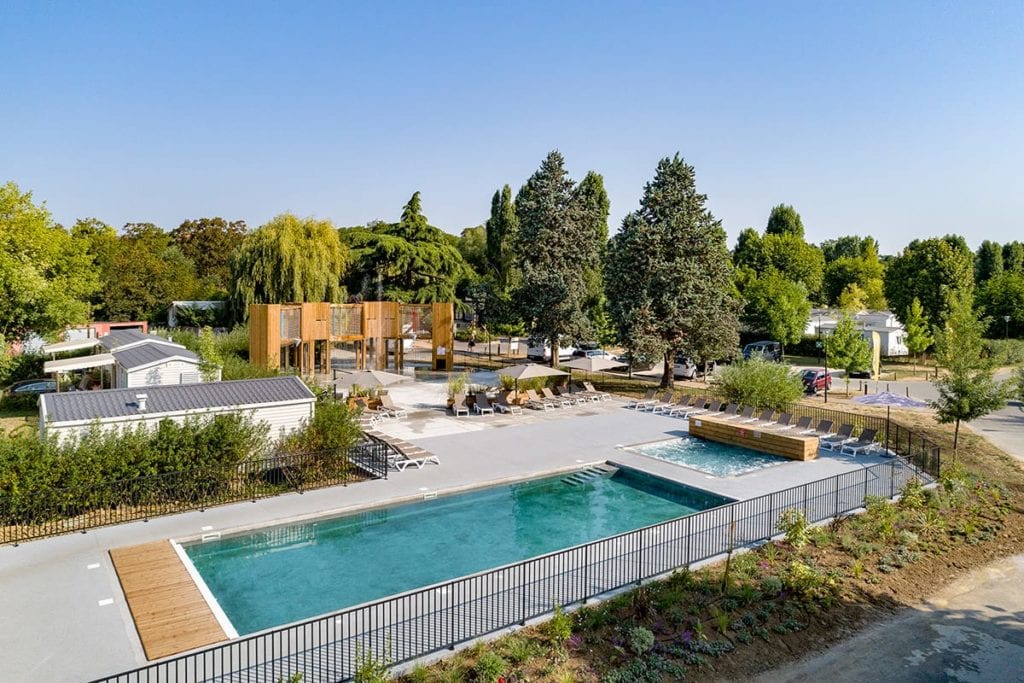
left=185, top=469, right=727, bottom=634
left=631, top=436, right=788, bottom=477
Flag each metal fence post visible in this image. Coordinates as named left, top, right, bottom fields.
left=863, top=467, right=869, bottom=502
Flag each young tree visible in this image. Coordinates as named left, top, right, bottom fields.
left=931, top=292, right=1007, bottom=459
left=196, top=326, right=223, bottom=382
left=902, top=297, right=933, bottom=372
left=765, top=203, right=805, bottom=238
left=514, top=151, right=599, bottom=366
left=230, top=213, right=348, bottom=319
left=0, top=182, right=97, bottom=342
left=575, top=171, right=611, bottom=333
left=824, top=314, right=871, bottom=395
left=484, top=185, right=519, bottom=292
left=740, top=271, right=810, bottom=353
left=837, top=283, right=868, bottom=313
left=605, top=154, right=740, bottom=387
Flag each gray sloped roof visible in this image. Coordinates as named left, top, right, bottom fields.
left=99, top=329, right=184, bottom=351
left=112, top=343, right=199, bottom=371
left=41, top=376, right=315, bottom=424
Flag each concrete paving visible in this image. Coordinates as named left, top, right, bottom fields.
left=758, top=553, right=1024, bottom=683
left=0, top=385, right=899, bottom=683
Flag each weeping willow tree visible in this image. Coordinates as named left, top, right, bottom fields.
left=229, top=213, right=349, bottom=320
left=340, top=192, right=472, bottom=302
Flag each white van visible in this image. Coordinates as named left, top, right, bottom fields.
left=526, top=342, right=576, bottom=362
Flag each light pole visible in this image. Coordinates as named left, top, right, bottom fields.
left=823, top=329, right=829, bottom=404
left=1005, top=315, right=1011, bottom=340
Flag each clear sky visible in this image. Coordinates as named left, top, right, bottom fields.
left=2, top=1, right=1021, bottom=254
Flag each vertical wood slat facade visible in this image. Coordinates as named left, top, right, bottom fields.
left=248, top=302, right=454, bottom=374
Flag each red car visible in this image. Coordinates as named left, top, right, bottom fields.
left=802, top=369, right=832, bottom=394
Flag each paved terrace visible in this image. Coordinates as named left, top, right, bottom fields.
left=1, top=384, right=900, bottom=682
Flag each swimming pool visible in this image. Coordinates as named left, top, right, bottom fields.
left=184, top=468, right=728, bottom=634
left=629, top=436, right=788, bottom=477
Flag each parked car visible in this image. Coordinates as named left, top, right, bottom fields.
left=801, top=369, right=832, bottom=394
left=614, top=352, right=654, bottom=371
left=526, top=343, right=576, bottom=362
left=848, top=368, right=873, bottom=379
left=743, top=341, right=783, bottom=362
left=673, top=356, right=716, bottom=379
left=4, top=378, right=57, bottom=397
left=572, top=348, right=615, bottom=360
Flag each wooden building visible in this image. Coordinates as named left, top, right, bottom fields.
left=248, top=302, right=454, bottom=374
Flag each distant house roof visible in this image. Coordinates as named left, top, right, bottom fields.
left=40, top=376, right=315, bottom=425
left=111, top=344, right=200, bottom=371
left=98, top=329, right=184, bottom=352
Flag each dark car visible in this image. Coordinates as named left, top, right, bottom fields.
left=743, top=341, right=783, bottom=362
left=801, top=369, right=832, bottom=394
left=848, top=368, right=873, bottom=379
left=4, top=378, right=57, bottom=397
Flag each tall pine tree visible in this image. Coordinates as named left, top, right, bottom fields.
left=484, top=184, right=519, bottom=292
left=606, top=155, right=740, bottom=388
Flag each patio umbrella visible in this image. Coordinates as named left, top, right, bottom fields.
left=853, top=391, right=930, bottom=431
left=496, top=363, right=568, bottom=398
left=562, top=356, right=626, bottom=391
left=333, top=369, right=411, bottom=393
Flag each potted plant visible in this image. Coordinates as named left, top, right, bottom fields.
left=446, top=372, right=469, bottom=409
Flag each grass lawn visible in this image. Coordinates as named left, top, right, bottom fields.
left=0, top=406, right=37, bottom=436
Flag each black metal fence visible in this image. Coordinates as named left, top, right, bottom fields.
left=92, top=457, right=927, bottom=683
left=0, top=442, right=391, bottom=545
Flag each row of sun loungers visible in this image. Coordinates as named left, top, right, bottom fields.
left=451, top=382, right=611, bottom=416
left=363, top=429, right=440, bottom=471
left=628, top=390, right=887, bottom=455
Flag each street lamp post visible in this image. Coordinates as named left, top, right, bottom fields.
left=823, top=330, right=829, bottom=404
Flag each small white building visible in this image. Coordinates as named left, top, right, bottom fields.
left=39, top=376, right=316, bottom=443
left=806, top=309, right=909, bottom=357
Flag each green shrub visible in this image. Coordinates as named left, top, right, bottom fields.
left=353, top=642, right=392, bottom=683
left=777, top=509, right=811, bottom=548
left=898, top=478, right=927, bottom=509
left=759, top=575, right=783, bottom=596
left=625, top=625, right=655, bottom=655
left=545, top=603, right=573, bottom=645
left=472, top=651, right=507, bottom=683
left=711, top=356, right=804, bottom=410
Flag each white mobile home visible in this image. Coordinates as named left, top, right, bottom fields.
left=111, top=344, right=208, bottom=387
left=39, top=376, right=316, bottom=443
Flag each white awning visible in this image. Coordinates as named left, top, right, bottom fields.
left=43, top=353, right=116, bottom=373
left=41, top=338, right=101, bottom=355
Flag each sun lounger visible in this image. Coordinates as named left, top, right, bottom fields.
left=627, top=388, right=658, bottom=409
left=802, top=419, right=834, bottom=436
left=651, top=391, right=680, bottom=413
left=841, top=428, right=881, bottom=455
left=392, top=454, right=441, bottom=471
left=494, top=391, right=523, bottom=414
left=779, top=415, right=812, bottom=431
left=668, top=396, right=701, bottom=417
left=553, top=385, right=584, bottom=405
left=819, top=424, right=856, bottom=450
left=542, top=387, right=573, bottom=408
left=569, top=383, right=601, bottom=403
left=451, top=392, right=470, bottom=417
left=378, top=394, right=409, bottom=419
left=582, top=382, right=612, bottom=401
left=725, top=405, right=755, bottom=421
left=525, top=389, right=555, bottom=411
left=767, top=412, right=793, bottom=428
left=474, top=392, right=495, bottom=415
left=744, top=408, right=775, bottom=424
left=717, top=403, right=738, bottom=417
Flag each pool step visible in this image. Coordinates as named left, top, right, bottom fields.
left=562, top=465, right=617, bottom=486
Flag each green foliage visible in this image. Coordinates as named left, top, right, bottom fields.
left=171, top=217, right=247, bottom=294
left=456, top=225, right=487, bottom=273
left=931, top=291, right=1007, bottom=456
left=825, top=314, right=872, bottom=393
left=606, top=155, right=740, bottom=386
left=898, top=478, right=927, bottom=510
left=1014, top=367, right=1024, bottom=401
left=280, top=400, right=361, bottom=454
left=354, top=642, right=392, bottom=683
left=197, top=326, right=223, bottom=382
left=823, top=237, right=886, bottom=309
left=1003, top=241, right=1024, bottom=273
left=0, top=182, right=98, bottom=342
left=765, top=203, right=805, bottom=238
left=0, top=351, right=45, bottom=388
left=624, top=625, right=655, bottom=655
left=472, top=651, right=507, bottom=683
left=711, top=356, right=803, bottom=409
left=733, top=227, right=766, bottom=271
left=545, top=603, right=573, bottom=645
left=761, top=232, right=825, bottom=300
left=976, top=271, right=1024, bottom=338
left=902, top=297, right=933, bottom=359
left=484, top=184, right=521, bottom=295
left=230, top=213, right=348, bottom=319
left=740, top=270, right=810, bottom=348
left=983, top=339, right=1024, bottom=365
left=514, top=151, right=601, bottom=365
left=884, top=235, right=974, bottom=330
left=975, top=240, right=1004, bottom=284
left=777, top=509, right=812, bottom=548
left=446, top=372, right=469, bottom=399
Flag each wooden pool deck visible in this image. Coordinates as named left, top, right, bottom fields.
left=689, top=414, right=819, bottom=460
left=109, top=540, right=228, bottom=660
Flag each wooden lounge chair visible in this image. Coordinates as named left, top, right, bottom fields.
left=473, top=392, right=495, bottom=415
left=841, top=428, right=881, bottom=455
left=627, top=388, right=658, bottom=409
left=451, top=392, right=470, bottom=417
left=525, top=389, right=555, bottom=411
left=378, top=394, right=408, bottom=419
left=494, top=391, right=523, bottom=414
left=779, top=415, right=812, bottom=431
left=582, top=381, right=612, bottom=401
left=820, top=424, right=856, bottom=450
left=542, top=387, right=573, bottom=408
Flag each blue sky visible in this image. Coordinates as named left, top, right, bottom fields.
left=2, top=1, right=1021, bottom=253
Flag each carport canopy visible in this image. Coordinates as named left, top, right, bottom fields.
left=43, top=353, right=116, bottom=374
left=41, top=338, right=102, bottom=355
